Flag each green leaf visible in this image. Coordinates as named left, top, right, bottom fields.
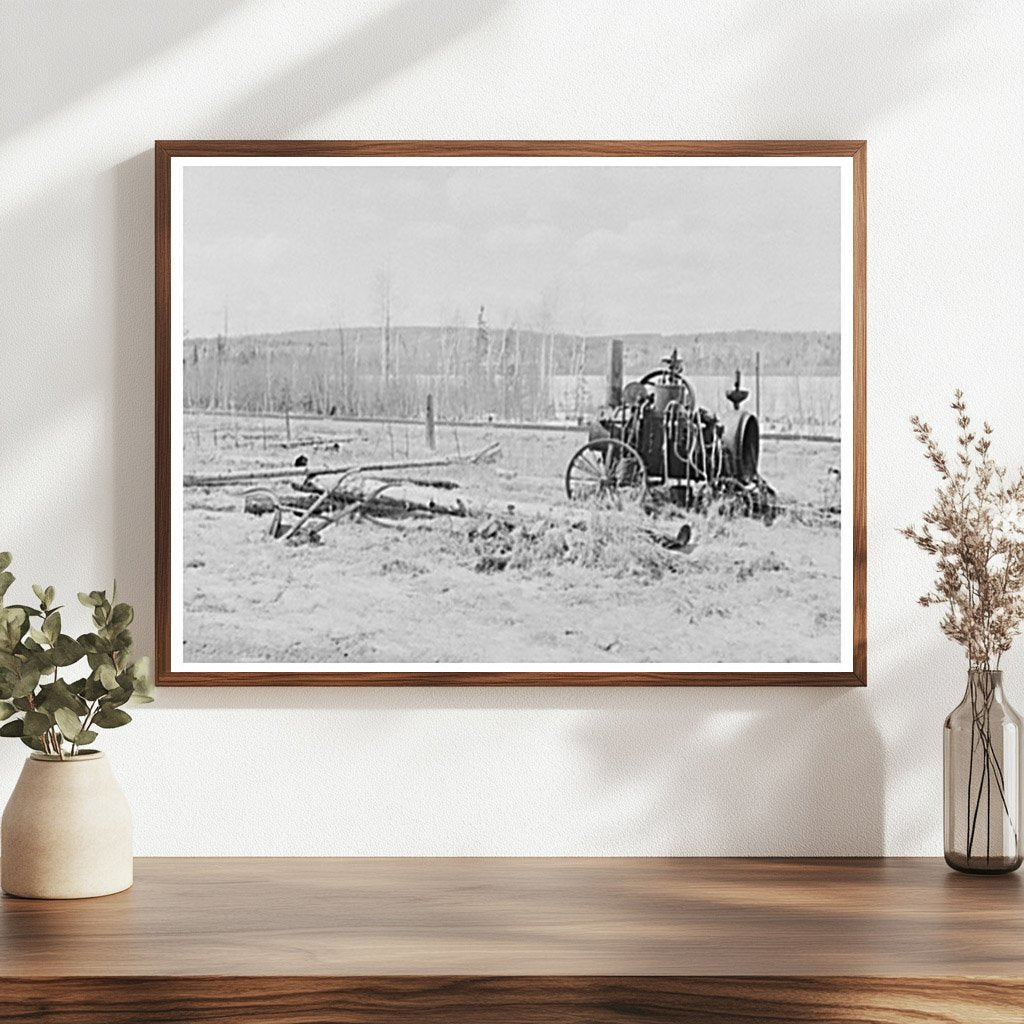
left=31, top=584, right=47, bottom=608
left=42, top=611, right=60, bottom=644
left=92, top=705, right=131, bottom=729
left=0, top=572, right=14, bottom=601
left=53, top=707, right=85, bottom=742
left=129, top=655, right=152, bottom=685
left=28, top=627, right=49, bottom=646
left=44, top=586, right=55, bottom=608
left=74, top=730, right=97, bottom=747
left=36, top=679, right=88, bottom=716
left=78, top=592, right=99, bottom=608
left=7, top=604, right=41, bottom=619
left=11, top=665, right=41, bottom=699
left=0, top=607, right=27, bottom=651
left=0, top=719, right=24, bottom=737
left=98, top=663, right=118, bottom=690
left=80, top=634, right=111, bottom=655
left=127, top=657, right=155, bottom=702
left=19, top=734, right=45, bottom=752
left=22, top=711, right=50, bottom=738
left=4, top=606, right=27, bottom=629
left=0, top=553, right=11, bottom=573
left=110, top=603, right=133, bottom=629
left=49, top=635, right=85, bottom=667
left=83, top=675, right=108, bottom=701
left=104, top=684, right=132, bottom=708
left=0, top=701, right=16, bottom=721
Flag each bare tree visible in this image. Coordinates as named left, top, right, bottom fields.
left=377, top=264, right=394, bottom=388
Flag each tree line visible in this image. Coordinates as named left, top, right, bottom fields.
left=182, top=313, right=840, bottom=422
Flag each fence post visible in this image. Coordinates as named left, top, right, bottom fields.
left=425, top=394, right=436, bottom=451
left=755, top=350, right=761, bottom=420
left=607, top=338, right=624, bottom=407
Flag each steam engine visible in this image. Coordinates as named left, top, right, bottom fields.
left=590, top=350, right=775, bottom=513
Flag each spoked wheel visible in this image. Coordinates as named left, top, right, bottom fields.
left=565, top=439, right=647, bottom=508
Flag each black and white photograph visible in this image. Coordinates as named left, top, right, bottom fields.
left=161, top=146, right=860, bottom=682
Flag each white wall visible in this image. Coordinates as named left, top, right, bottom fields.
left=1, top=0, right=1021, bottom=855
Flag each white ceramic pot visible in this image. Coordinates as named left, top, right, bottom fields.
left=1, top=751, right=133, bottom=899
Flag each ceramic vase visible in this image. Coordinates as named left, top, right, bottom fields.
left=1, top=751, right=133, bottom=898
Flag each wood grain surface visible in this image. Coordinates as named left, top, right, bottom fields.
left=3, top=857, right=1022, bottom=977
left=0, top=976, right=1021, bottom=1024
left=155, top=139, right=867, bottom=688
left=1, top=858, right=1020, bottom=1023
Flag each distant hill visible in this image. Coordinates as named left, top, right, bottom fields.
left=188, top=325, right=839, bottom=377
left=583, top=330, right=838, bottom=376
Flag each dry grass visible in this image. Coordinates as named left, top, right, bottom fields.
left=179, top=413, right=843, bottom=665
left=469, top=509, right=685, bottom=579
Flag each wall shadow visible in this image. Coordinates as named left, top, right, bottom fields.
left=143, top=680, right=887, bottom=856
left=571, top=686, right=885, bottom=855
left=723, top=1, right=974, bottom=134
left=196, top=0, right=512, bottom=137
left=0, top=1, right=245, bottom=138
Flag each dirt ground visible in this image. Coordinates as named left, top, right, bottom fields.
left=180, top=413, right=842, bottom=666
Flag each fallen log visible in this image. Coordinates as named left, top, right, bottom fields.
left=294, top=475, right=459, bottom=494
left=184, top=442, right=500, bottom=487
left=246, top=481, right=696, bottom=557
left=245, top=477, right=467, bottom=519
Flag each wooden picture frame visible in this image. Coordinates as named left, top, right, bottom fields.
left=156, top=140, right=866, bottom=686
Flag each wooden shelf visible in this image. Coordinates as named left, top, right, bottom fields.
left=2, top=857, right=1021, bottom=1022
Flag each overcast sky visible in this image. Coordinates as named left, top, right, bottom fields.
left=183, top=162, right=840, bottom=338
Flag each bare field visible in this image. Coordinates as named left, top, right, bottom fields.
left=181, top=413, right=842, bottom=666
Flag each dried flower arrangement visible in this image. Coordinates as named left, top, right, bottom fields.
left=903, top=390, right=1024, bottom=869
left=902, top=390, right=1024, bottom=668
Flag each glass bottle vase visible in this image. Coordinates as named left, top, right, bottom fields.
left=944, top=669, right=1023, bottom=873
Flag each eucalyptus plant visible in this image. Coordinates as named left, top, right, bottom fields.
left=0, top=552, right=153, bottom=759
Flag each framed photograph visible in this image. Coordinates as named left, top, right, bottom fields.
left=156, top=141, right=865, bottom=686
